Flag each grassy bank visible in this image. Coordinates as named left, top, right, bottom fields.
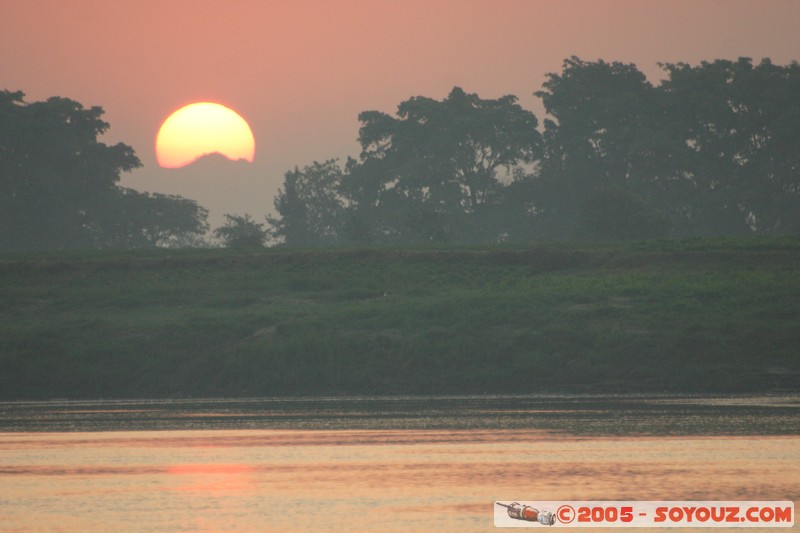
left=1, top=238, right=799, bottom=399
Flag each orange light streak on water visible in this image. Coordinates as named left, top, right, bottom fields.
left=0, top=430, right=797, bottom=532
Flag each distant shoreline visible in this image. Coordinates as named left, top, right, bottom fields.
left=2, top=237, right=799, bottom=400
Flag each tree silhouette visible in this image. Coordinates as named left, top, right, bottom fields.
left=0, top=91, right=209, bottom=250
left=214, top=214, right=267, bottom=248
left=268, top=160, right=345, bottom=246
left=342, top=87, right=542, bottom=243
left=659, top=58, right=800, bottom=234
left=264, top=59, right=800, bottom=245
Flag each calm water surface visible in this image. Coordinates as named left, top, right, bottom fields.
left=0, top=395, right=798, bottom=532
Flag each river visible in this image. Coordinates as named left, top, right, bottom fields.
left=0, top=395, right=797, bottom=532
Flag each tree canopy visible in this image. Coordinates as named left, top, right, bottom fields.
left=0, top=91, right=208, bottom=250
left=268, top=58, right=800, bottom=245
left=340, top=87, right=542, bottom=244
left=268, top=160, right=346, bottom=247
left=658, top=58, right=800, bottom=235
left=214, top=213, right=268, bottom=248
left=5, top=56, right=799, bottom=250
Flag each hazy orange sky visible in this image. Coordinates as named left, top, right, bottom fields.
left=3, top=0, right=799, bottom=228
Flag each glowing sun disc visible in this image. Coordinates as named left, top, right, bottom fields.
left=156, top=102, right=255, bottom=168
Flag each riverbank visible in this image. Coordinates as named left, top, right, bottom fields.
left=1, top=238, right=798, bottom=399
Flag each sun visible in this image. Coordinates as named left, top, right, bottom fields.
left=156, top=102, right=255, bottom=168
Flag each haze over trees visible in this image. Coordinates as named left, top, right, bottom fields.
left=269, top=57, right=800, bottom=246
left=214, top=213, right=268, bottom=248
left=0, top=91, right=208, bottom=250
left=267, top=160, right=346, bottom=246
left=1, top=56, right=798, bottom=251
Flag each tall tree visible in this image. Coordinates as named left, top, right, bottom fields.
left=531, top=57, right=675, bottom=239
left=0, top=91, right=209, bottom=249
left=659, top=58, right=800, bottom=235
left=342, top=87, right=542, bottom=243
left=268, top=160, right=345, bottom=246
left=531, top=57, right=800, bottom=238
left=0, top=91, right=140, bottom=249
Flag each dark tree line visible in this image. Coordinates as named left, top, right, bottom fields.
left=268, top=57, right=800, bottom=246
left=0, top=91, right=207, bottom=251
left=3, top=57, right=798, bottom=251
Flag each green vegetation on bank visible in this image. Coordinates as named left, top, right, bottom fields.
left=1, top=238, right=799, bottom=399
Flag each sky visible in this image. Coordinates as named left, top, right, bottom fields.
left=3, top=0, right=799, bottom=229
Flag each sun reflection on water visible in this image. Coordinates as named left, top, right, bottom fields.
left=0, top=396, right=797, bottom=532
